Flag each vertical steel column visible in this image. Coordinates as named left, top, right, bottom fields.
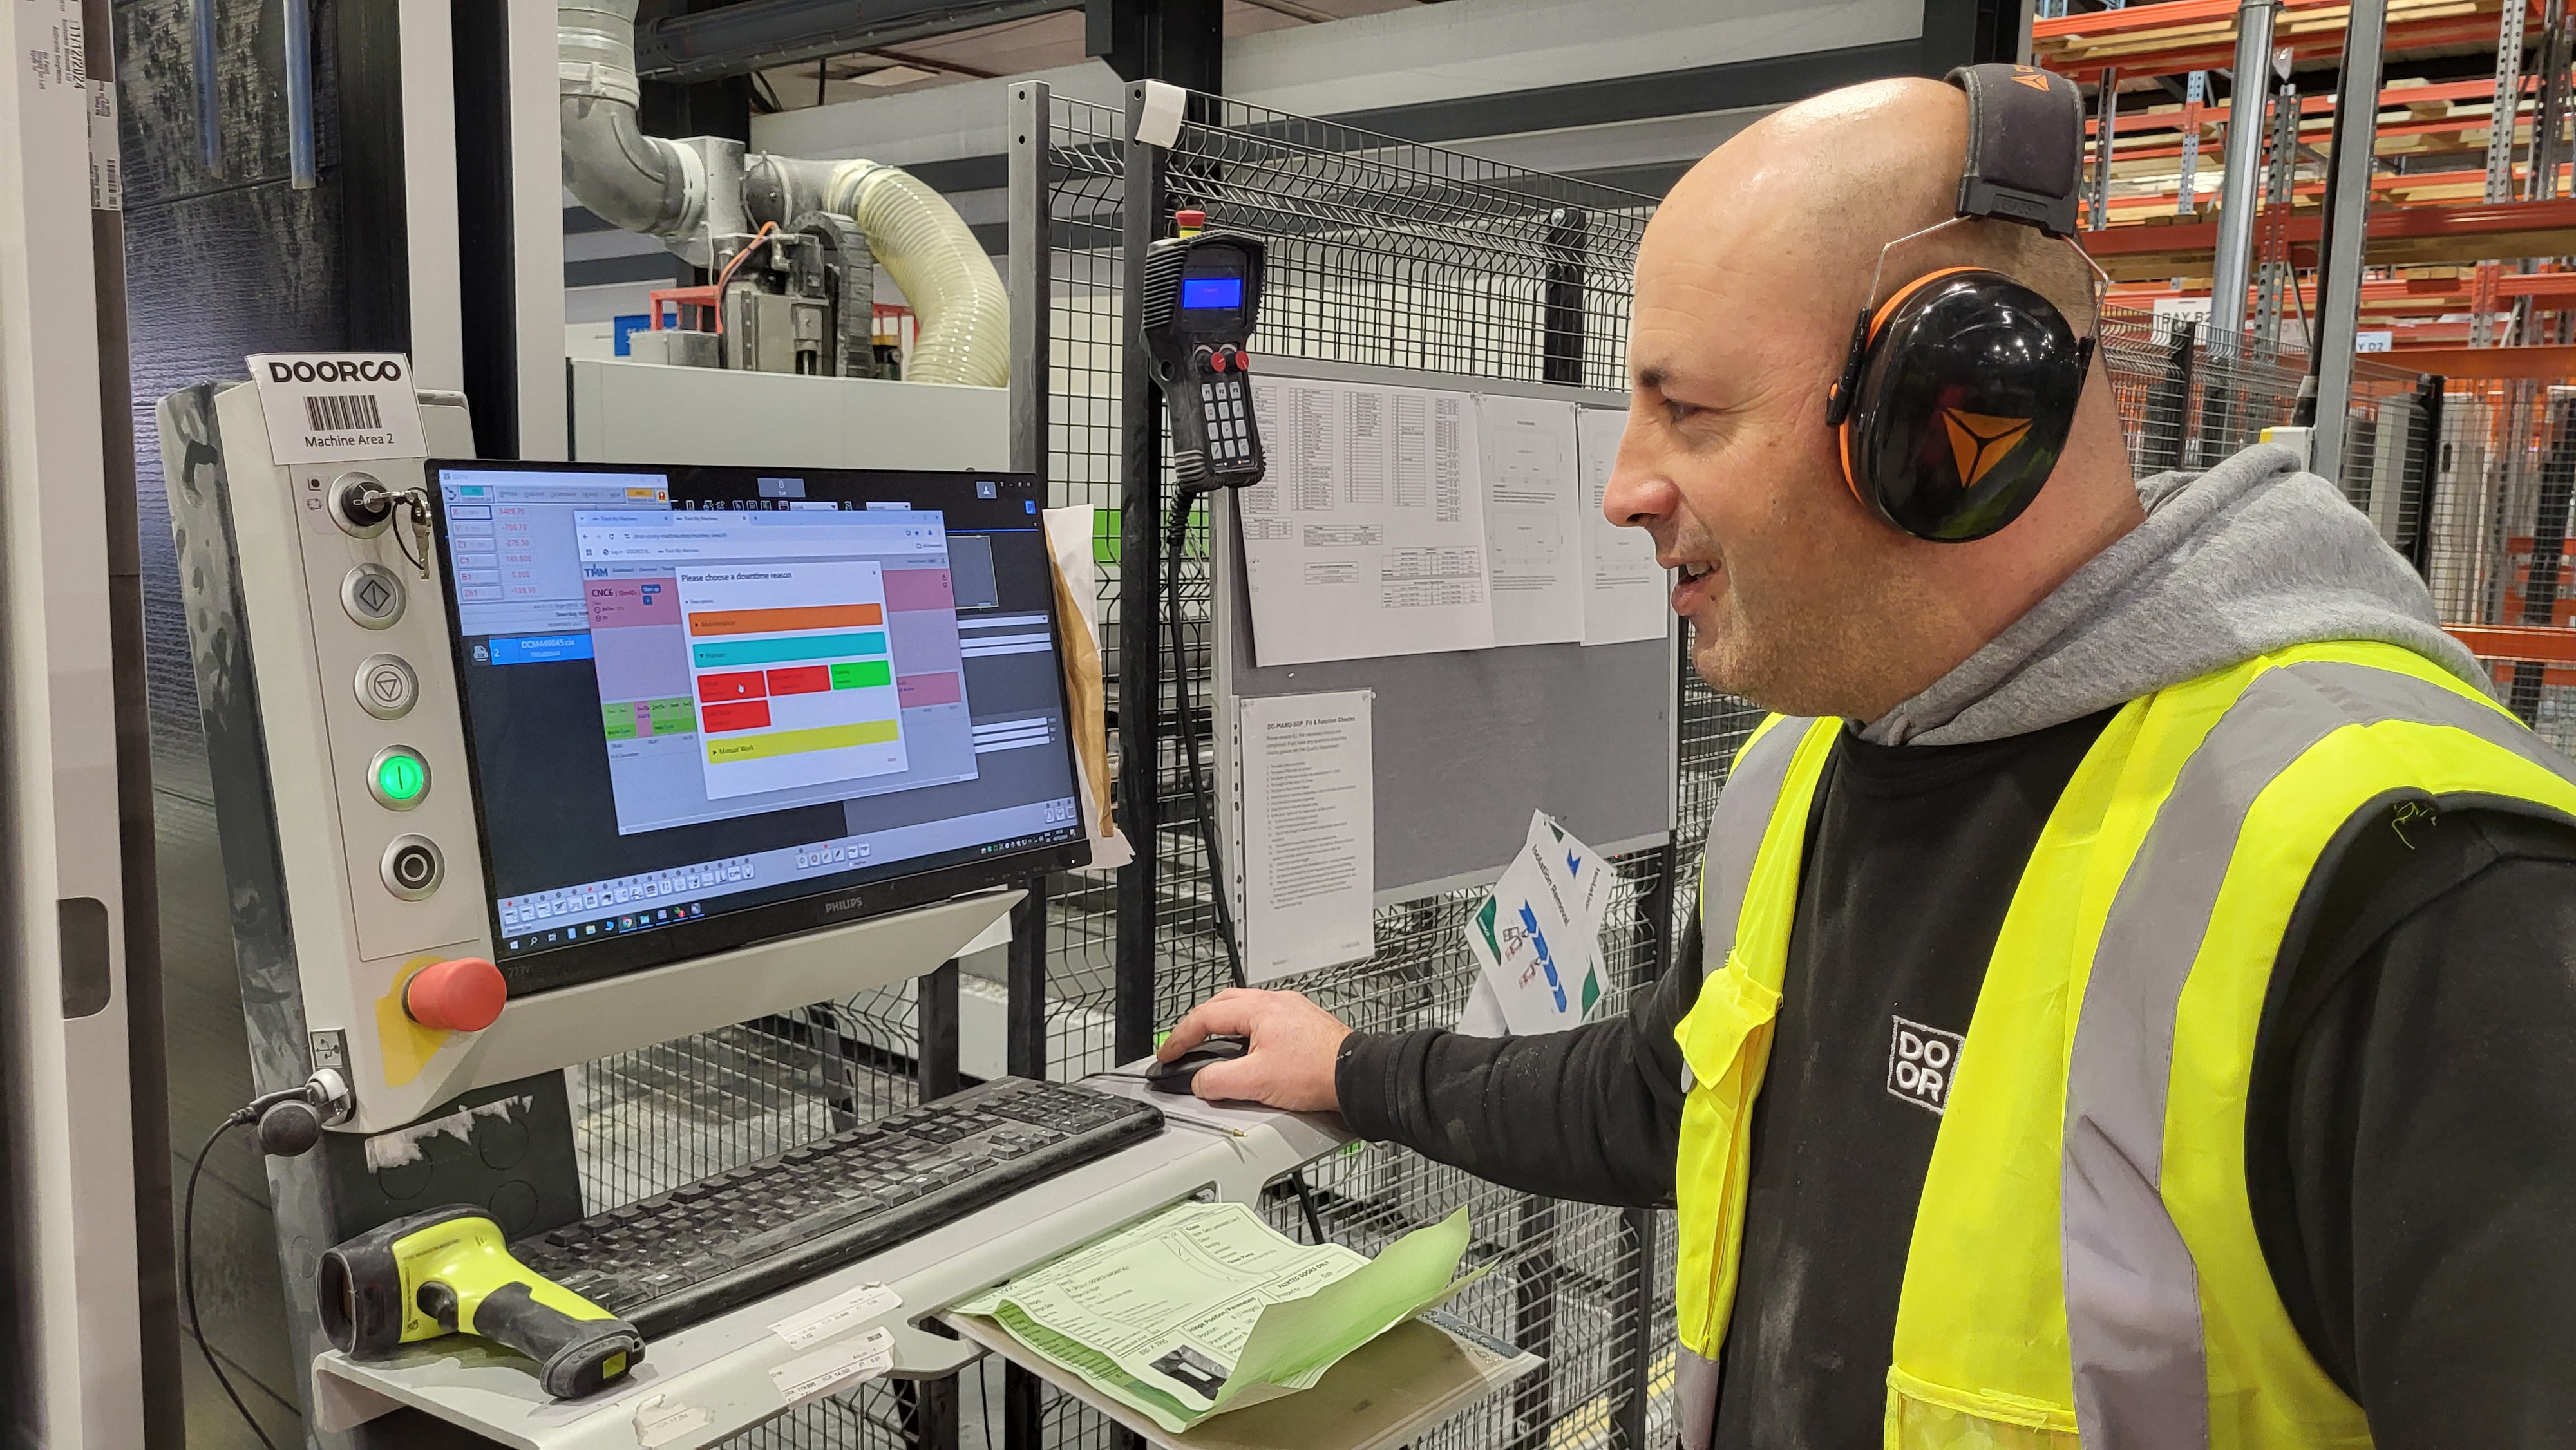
left=920, top=965, right=961, bottom=1100
left=902, top=1375, right=962, bottom=1450
left=2253, top=83, right=2299, bottom=359
left=996, top=75, right=1052, bottom=1415
left=1510, top=1198, right=1561, bottom=1450
left=453, top=0, right=523, bottom=459
left=1115, top=85, right=1167, bottom=1066
left=2531, top=0, right=2571, bottom=201
left=191, top=0, right=223, bottom=176
left=2210, top=1, right=2280, bottom=353
left=82, top=1, right=183, bottom=1440
left=1006, top=883, right=1052, bottom=1086
left=1009, top=82, right=1054, bottom=482
left=1542, top=209, right=1587, bottom=387
left=2401, top=373, right=2447, bottom=577
left=2307, top=0, right=2390, bottom=484
left=1510, top=200, right=1590, bottom=1450
left=2087, top=68, right=2122, bottom=231
left=2490, top=0, right=2532, bottom=202
left=1109, top=80, right=1173, bottom=1450
left=1002, top=876, right=1051, bottom=1446
left=1614, top=849, right=1678, bottom=1450
left=2177, top=71, right=2208, bottom=216
left=2476, top=0, right=2530, bottom=346
left=284, top=0, right=318, bottom=187
left=911, top=957, right=963, bottom=1450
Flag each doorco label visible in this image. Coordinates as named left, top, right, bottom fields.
left=245, top=352, right=426, bottom=464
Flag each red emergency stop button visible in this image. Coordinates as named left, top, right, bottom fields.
left=403, top=957, right=506, bottom=1031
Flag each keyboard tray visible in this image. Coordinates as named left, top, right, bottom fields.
left=512, top=1078, right=1163, bottom=1337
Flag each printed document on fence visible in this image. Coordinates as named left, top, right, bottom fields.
left=1239, top=690, right=1375, bottom=983
left=1241, top=375, right=1492, bottom=665
left=1575, top=407, right=1669, bottom=645
left=1477, top=394, right=1586, bottom=646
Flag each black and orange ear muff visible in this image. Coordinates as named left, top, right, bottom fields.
left=1822, top=62, right=2099, bottom=544
left=1825, top=267, right=2094, bottom=542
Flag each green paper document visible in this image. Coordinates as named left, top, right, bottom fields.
left=954, top=1201, right=1479, bottom=1433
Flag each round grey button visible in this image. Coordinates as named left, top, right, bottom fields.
left=341, top=563, right=406, bottom=630
left=355, top=653, right=417, bottom=720
left=381, top=835, right=444, bottom=900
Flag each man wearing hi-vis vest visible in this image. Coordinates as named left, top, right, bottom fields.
left=1161, top=67, right=2576, bottom=1450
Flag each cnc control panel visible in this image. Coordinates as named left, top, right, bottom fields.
left=162, top=380, right=1046, bottom=1132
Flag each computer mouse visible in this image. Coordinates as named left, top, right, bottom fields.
left=1146, top=1035, right=1249, bottom=1095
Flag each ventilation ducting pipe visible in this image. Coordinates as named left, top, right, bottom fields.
left=560, top=0, right=703, bottom=243
left=560, top=0, right=1009, bottom=388
left=744, top=156, right=1010, bottom=388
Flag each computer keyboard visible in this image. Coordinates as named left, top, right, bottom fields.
left=511, top=1077, right=1164, bottom=1337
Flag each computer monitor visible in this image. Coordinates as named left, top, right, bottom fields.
left=428, top=460, right=1090, bottom=996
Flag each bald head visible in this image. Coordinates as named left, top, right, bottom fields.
left=1659, top=77, right=2098, bottom=345
left=1600, top=75, right=2141, bottom=720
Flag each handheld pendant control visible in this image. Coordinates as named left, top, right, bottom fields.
left=1139, top=212, right=1267, bottom=490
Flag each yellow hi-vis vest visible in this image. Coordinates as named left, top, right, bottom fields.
left=1670, top=641, right=2576, bottom=1450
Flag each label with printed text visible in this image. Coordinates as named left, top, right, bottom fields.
left=246, top=353, right=428, bottom=464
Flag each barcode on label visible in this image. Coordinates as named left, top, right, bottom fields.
left=305, top=393, right=384, bottom=433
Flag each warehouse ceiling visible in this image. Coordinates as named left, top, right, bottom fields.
left=651, top=0, right=1437, bottom=111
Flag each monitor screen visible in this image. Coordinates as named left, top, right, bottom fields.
left=1180, top=276, right=1245, bottom=312
left=428, top=461, right=1088, bottom=996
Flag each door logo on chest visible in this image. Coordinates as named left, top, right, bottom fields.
left=1886, top=1017, right=1964, bottom=1116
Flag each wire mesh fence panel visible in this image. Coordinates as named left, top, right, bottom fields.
left=1253, top=849, right=1671, bottom=1450
left=2424, top=381, right=2527, bottom=628
left=2334, top=358, right=2440, bottom=561
left=570, top=1008, right=920, bottom=1219
left=568, top=1003, right=926, bottom=1450
left=1158, top=100, right=1649, bottom=391
left=2095, top=306, right=2308, bottom=477
left=1081, top=91, right=1681, bottom=1450
left=2427, top=379, right=2576, bottom=740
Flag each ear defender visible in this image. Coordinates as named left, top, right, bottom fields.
left=1825, top=62, right=2099, bottom=543
left=1834, top=267, right=2092, bottom=542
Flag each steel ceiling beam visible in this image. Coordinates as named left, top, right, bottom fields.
left=636, top=0, right=1083, bottom=83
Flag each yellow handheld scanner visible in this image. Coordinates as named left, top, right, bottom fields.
left=319, top=1205, right=645, bottom=1398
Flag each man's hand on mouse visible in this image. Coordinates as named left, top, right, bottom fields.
left=1157, top=988, right=1352, bottom=1112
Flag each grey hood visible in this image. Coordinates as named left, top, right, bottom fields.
left=1861, top=443, right=2488, bottom=747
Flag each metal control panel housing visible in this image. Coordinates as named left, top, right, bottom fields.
left=193, top=383, right=495, bottom=1130
left=165, top=381, right=1017, bottom=1132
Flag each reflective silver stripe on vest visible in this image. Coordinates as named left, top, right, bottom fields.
left=1698, top=717, right=1816, bottom=978
left=2063, top=663, right=2576, bottom=1450
left=1676, top=717, right=1814, bottom=1450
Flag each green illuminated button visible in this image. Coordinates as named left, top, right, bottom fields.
left=367, top=746, right=431, bottom=810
